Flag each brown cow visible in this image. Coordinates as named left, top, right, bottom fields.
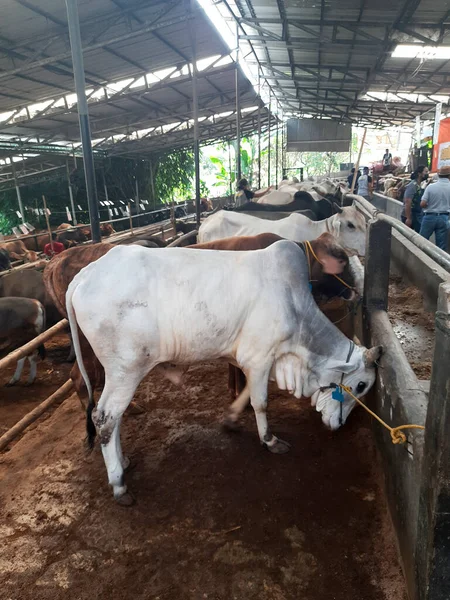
left=57, top=223, right=73, bottom=231
left=189, top=233, right=358, bottom=399
left=77, top=223, right=116, bottom=239
left=0, top=240, right=38, bottom=263
left=44, top=234, right=357, bottom=409
left=44, top=243, right=113, bottom=405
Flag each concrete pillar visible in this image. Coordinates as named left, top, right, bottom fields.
left=364, top=219, right=392, bottom=312
left=416, top=281, right=450, bottom=600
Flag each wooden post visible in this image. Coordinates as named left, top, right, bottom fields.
left=42, top=195, right=54, bottom=255
left=0, top=380, right=73, bottom=451
left=351, top=128, right=367, bottom=193
left=0, top=319, right=68, bottom=372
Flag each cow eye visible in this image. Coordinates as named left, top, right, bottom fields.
left=347, top=222, right=355, bottom=229
left=356, top=382, right=366, bottom=393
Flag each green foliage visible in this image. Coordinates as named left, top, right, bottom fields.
left=210, top=156, right=235, bottom=189
left=200, top=179, right=209, bottom=197
left=153, top=148, right=194, bottom=203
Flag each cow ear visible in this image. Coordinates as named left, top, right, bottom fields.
left=363, top=346, right=383, bottom=367
left=319, top=254, right=347, bottom=275
left=315, top=243, right=348, bottom=275
left=331, top=219, right=341, bottom=238
left=333, top=202, right=343, bottom=213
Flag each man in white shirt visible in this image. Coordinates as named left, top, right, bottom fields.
left=382, top=149, right=392, bottom=169
left=357, top=166, right=373, bottom=200
left=420, top=165, right=450, bottom=250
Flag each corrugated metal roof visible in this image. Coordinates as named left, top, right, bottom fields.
left=232, top=0, right=450, bottom=126
left=0, top=0, right=270, bottom=170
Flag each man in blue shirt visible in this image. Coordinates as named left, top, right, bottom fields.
left=420, top=165, right=450, bottom=250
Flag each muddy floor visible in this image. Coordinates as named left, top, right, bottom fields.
left=388, top=276, right=435, bottom=379
left=0, top=360, right=406, bottom=600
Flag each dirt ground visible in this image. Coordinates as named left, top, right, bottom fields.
left=0, top=357, right=407, bottom=600
left=388, top=276, right=435, bottom=379
left=0, top=333, right=73, bottom=440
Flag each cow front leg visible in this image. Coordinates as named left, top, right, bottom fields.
left=248, top=370, right=291, bottom=454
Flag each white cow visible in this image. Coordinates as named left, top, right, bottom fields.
left=257, top=185, right=302, bottom=205
left=67, top=243, right=381, bottom=505
left=198, top=206, right=367, bottom=256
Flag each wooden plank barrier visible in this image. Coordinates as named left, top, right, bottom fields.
left=0, top=379, right=74, bottom=451
left=166, top=230, right=198, bottom=247
left=0, top=318, right=68, bottom=372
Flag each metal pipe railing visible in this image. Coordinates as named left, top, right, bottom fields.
left=352, top=195, right=450, bottom=273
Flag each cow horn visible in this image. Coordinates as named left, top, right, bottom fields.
left=333, top=202, right=343, bottom=214
left=363, top=345, right=383, bottom=367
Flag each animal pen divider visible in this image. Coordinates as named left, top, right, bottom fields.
left=354, top=195, right=450, bottom=600
left=0, top=227, right=198, bottom=451
left=0, top=319, right=73, bottom=452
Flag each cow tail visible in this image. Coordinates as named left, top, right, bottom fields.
left=66, top=280, right=96, bottom=450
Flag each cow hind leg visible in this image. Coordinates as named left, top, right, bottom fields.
left=223, top=385, right=251, bottom=431
left=247, top=368, right=291, bottom=454
left=92, top=372, right=144, bottom=505
left=7, top=357, right=26, bottom=386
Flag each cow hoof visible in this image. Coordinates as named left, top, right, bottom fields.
left=221, top=417, right=241, bottom=432
left=265, top=438, right=291, bottom=454
left=115, top=491, right=135, bottom=507
left=5, top=381, right=17, bottom=387
left=127, top=401, right=146, bottom=415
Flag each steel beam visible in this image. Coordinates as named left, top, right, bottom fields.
left=65, top=0, right=101, bottom=243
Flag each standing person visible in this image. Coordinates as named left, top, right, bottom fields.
left=43, top=233, right=65, bottom=258
left=402, top=165, right=429, bottom=233
left=356, top=166, right=373, bottom=200
left=383, top=148, right=392, bottom=169
left=419, top=166, right=450, bottom=250
left=235, top=178, right=271, bottom=207
left=347, top=167, right=360, bottom=192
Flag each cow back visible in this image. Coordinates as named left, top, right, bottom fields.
left=190, top=233, right=284, bottom=251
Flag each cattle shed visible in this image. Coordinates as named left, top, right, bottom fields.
left=1, top=2, right=450, bottom=600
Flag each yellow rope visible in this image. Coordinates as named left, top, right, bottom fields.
left=340, top=385, right=425, bottom=444
left=304, top=240, right=355, bottom=291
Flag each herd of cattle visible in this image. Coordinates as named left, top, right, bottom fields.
left=1, top=179, right=383, bottom=505
left=0, top=221, right=116, bottom=268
